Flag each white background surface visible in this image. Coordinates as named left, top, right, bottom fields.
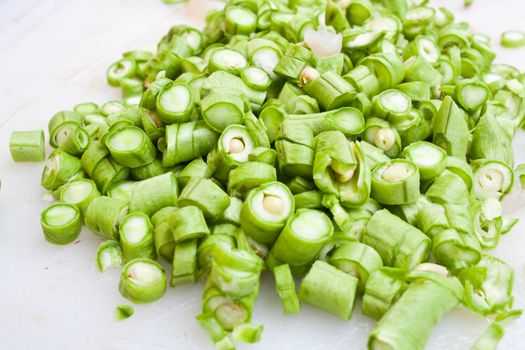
left=0, top=0, right=524, bottom=349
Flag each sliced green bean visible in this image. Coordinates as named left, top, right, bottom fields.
left=210, top=243, right=263, bottom=300
left=459, top=255, right=514, bottom=316
left=273, top=264, right=300, bottom=315
left=160, top=121, right=219, bottom=166
left=85, top=196, right=128, bottom=240
left=207, top=125, right=255, bottom=183
left=426, top=172, right=469, bottom=205
left=41, top=149, right=83, bottom=191
left=501, top=30, right=525, bottom=48
left=470, top=112, right=514, bottom=167
left=403, top=55, right=442, bottom=87
left=228, top=161, right=277, bottom=198
left=172, top=239, right=198, bottom=287
left=106, top=126, right=156, bottom=168
left=362, top=209, right=430, bottom=270
left=96, top=240, right=124, bottom=272
left=446, top=156, right=474, bottom=190
left=48, top=111, right=83, bottom=147
left=232, top=323, right=263, bottom=344
left=120, top=213, right=155, bottom=262
left=371, top=160, right=420, bottom=205
left=202, top=91, right=246, bottom=133
left=196, top=313, right=235, bottom=350
left=115, top=304, right=134, bottom=321
left=433, top=96, right=470, bottom=160
left=155, top=83, right=194, bottom=124
left=471, top=159, right=514, bottom=200
left=41, top=203, right=82, bottom=245
left=432, top=228, right=482, bottom=270
left=60, top=178, right=100, bottom=216
left=299, top=260, right=358, bottom=320
left=128, top=172, right=178, bottom=216
left=119, top=258, right=166, bottom=303
left=361, top=267, right=407, bottom=320
left=455, top=80, right=490, bottom=112
left=329, top=241, right=383, bottom=292
left=169, top=206, right=210, bottom=242
left=151, top=207, right=177, bottom=262
left=371, top=89, right=411, bottom=124
left=240, top=181, right=294, bottom=244
left=403, top=141, right=447, bottom=181
left=178, top=177, right=230, bottom=220
left=302, top=70, right=357, bottom=110
left=107, top=58, right=136, bottom=87
left=9, top=130, right=45, bottom=162
left=363, top=118, right=402, bottom=158
left=268, top=209, right=333, bottom=270
left=368, top=269, right=463, bottom=350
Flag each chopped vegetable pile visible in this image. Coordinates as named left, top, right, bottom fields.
left=9, top=0, right=525, bottom=349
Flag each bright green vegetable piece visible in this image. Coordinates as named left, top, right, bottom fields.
left=470, top=112, right=514, bottom=167
left=85, top=196, right=128, bottom=240
left=107, top=58, right=136, bottom=87
left=362, top=209, right=430, bottom=270
left=151, top=207, right=177, bottom=261
left=471, top=159, right=514, bottom=200
left=207, top=125, right=256, bottom=183
left=232, top=323, right=263, bottom=343
left=501, top=30, right=525, bottom=48
left=160, top=121, right=219, bottom=166
left=41, top=149, right=83, bottom=191
left=128, top=172, right=178, bottom=216
left=120, top=213, right=155, bottom=262
left=178, top=177, right=230, bottom=221
left=96, top=240, right=124, bottom=272
left=370, top=159, right=420, bottom=205
left=196, top=313, right=235, bottom=350
left=432, top=96, right=470, bottom=160
left=268, top=209, right=334, bottom=271
left=299, top=260, right=358, bottom=320
left=171, top=239, right=198, bottom=286
left=313, top=131, right=371, bottom=207
left=107, top=181, right=136, bottom=202
left=432, top=228, right=482, bottom=270
left=40, top=203, right=82, bottom=245
left=403, top=141, right=446, bottom=180
left=371, top=89, right=412, bottom=123
left=210, top=243, right=263, bottom=300
left=426, top=172, right=469, bottom=205
left=114, top=304, right=134, bottom=321
left=361, top=267, right=407, bottom=320
left=201, top=91, right=246, bottom=133
left=197, top=235, right=236, bottom=275
left=329, top=241, right=383, bottom=292
left=10, top=130, right=46, bottom=162
left=368, top=268, right=463, bottom=350
left=155, top=83, right=194, bottom=123
left=240, top=181, right=294, bottom=244
left=273, top=264, right=300, bottom=315
left=105, top=126, right=156, bottom=168
left=119, top=258, right=167, bottom=304
left=227, top=161, right=277, bottom=198
left=459, top=255, right=514, bottom=316
left=60, top=178, right=100, bottom=217
left=169, top=206, right=210, bottom=242
left=48, top=111, right=83, bottom=148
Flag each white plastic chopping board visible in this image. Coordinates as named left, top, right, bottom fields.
left=0, top=0, right=524, bottom=349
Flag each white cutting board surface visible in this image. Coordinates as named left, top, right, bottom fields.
left=0, top=0, right=524, bottom=349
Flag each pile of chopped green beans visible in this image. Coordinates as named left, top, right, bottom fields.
left=9, top=0, right=525, bottom=349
